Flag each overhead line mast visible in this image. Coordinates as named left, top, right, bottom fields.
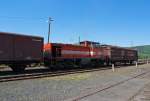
left=47, top=17, right=53, bottom=43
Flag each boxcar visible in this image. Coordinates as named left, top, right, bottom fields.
left=102, top=45, right=138, bottom=64
left=0, top=32, right=43, bottom=72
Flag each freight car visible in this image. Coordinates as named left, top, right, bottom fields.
left=44, top=41, right=138, bottom=69
left=0, top=32, right=43, bottom=72
left=101, top=45, right=138, bottom=65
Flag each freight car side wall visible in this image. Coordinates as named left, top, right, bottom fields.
left=110, top=47, right=138, bottom=62
left=14, top=35, right=43, bottom=61
left=0, top=34, right=13, bottom=61
left=0, top=33, right=43, bottom=64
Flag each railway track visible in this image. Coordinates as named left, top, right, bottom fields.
left=0, top=67, right=112, bottom=83
left=0, top=63, right=147, bottom=83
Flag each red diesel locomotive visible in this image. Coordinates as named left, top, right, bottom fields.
left=44, top=41, right=138, bottom=69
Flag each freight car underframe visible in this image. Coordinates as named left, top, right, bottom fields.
left=110, top=59, right=136, bottom=65
left=0, top=60, right=40, bottom=72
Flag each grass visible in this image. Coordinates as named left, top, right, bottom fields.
left=132, top=45, right=150, bottom=59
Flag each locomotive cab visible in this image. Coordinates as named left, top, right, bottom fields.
left=52, top=46, right=61, bottom=58
left=80, top=41, right=100, bottom=47
left=44, top=43, right=62, bottom=67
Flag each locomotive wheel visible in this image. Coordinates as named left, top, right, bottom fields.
left=10, top=65, right=26, bottom=73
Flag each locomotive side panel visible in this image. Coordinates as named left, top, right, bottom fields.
left=61, top=44, right=90, bottom=59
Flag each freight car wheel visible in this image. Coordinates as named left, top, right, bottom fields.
left=10, top=65, right=26, bottom=73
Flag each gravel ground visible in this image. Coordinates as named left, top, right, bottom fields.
left=77, top=73, right=150, bottom=101
left=0, top=64, right=150, bottom=101
left=129, top=73, right=150, bottom=101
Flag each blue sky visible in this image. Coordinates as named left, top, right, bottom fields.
left=0, top=0, right=150, bottom=46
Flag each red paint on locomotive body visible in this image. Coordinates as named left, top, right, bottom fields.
left=44, top=43, right=91, bottom=59
left=44, top=41, right=109, bottom=60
